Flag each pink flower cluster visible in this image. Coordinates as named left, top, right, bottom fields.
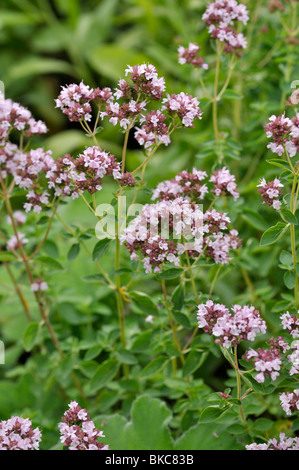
left=281, top=311, right=299, bottom=338
left=152, top=166, right=239, bottom=203
left=31, top=279, right=48, bottom=292
left=246, top=433, right=299, bottom=450
left=210, top=166, right=239, bottom=201
left=58, top=401, right=108, bottom=451
left=0, top=416, right=42, bottom=450
left=203, top=210, right=241, bottom=264
left=243, top=346, right=283, bottom=384
left=265, top=113, right=299, bottom=158
left=287, top=340, right=299, bottom=376
left=55, top=81, right=112, bottom=122
left=0, top=91, right=47, bottom=141
left=6, top=210, right=27, bottom=226
left=161, top=92, right=202, bottom=128
left=257, top=177, right=284, bottom=211
left=47, top=146, right=121, bottom=198
left=243, top=336, right=291, bottom=384
left=125, top=64, right=166, bottom=101
left=197, top=301, right=267, bottom=348
left=121, top=197, right=204, bottom=273
left=101, top=99, right=147, bottom=130
left=178, top=43, right=209, bottom=69
left=6, top=232, right=28, bottom=252
left=100, top=64, right=165, bottom=131
left=134, top=110, right=171, bottom=149
left=280, top=389, right=299, bottom=416
left=202, top=1, right=249, bottom=55
left=152, top=168, right=208, bottom=202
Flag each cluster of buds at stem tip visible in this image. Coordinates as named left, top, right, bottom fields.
left=0, top=417, right=42, bottom=450
left=178, top=43, right=209, bottom=70
left=202, top=1, right=249, bottom=55
left=197, top=301, right=267, bottom=348
left=58, top=401, right=108, bottom=451
left=257, top=178, right=284, bottom=211
left=265, top=113, right=299, bottom=158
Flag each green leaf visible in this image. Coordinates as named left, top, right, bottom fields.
left=172, top=311, right=191, bottom=329
left=84, top=345, right=103, bottom=361
left=183, top=350, right=206, bottom=377
left=140, top=356, right=169, bottom=378
left=0, top=252, right=16, bottom=261
left=92, top=238, right=111, bottom=261
left=252, top=418, right=273, bottom=432
left=131, top=331, right=152, bottom=352
left=221, top=90, right=243, bottom=100
left=280, top=207, right=298, bottom=225
left=284, top=271, right=296, bottom=289
left=280, top=250, right=293, bottom=266
left=266, top=158, right=291, bottom=170
left=57, top=302, right=90, bottom=325
left=115, top=350, right=138, bottom=365
left=90, top=359, right=119, bottom=392
left=174, top=422, right=240, bottom=450
left=125, top=396, right=174, bottom=450
left=35, top=256, right=64, bottom=271
left=42, top=240, right=59, bottom=258
left=79, top=360, right=99, bottom=379
left=87, top=45, right=149, bottom=81
left=130, top=291, right=158, bottom=315
left=260, top=222, right=288, bottom=246
left=67, top=243, right=80, bottom=262
left=200, top=406, right=231, bottom=423
left=171, top=284, right=185, bottom=310
left=156, top=268, right=183, bottom=280
left=241, top=209, right=268, bottom=231
left=6, top=57, right=75, bottom=82
left=23, top=322, right=39, bottom=352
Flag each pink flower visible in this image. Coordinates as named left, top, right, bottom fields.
left=210, top=166, right=239, bottom=201
left=265, top=113, right=298, bottom=158
left=59, top=401, right=108, bottom=451
left=162, top=93, right=202, bottom=127
left=56, top=81, right=111, bottom=122
left=178, top=43, right=208, bottom=69
left=198, top=301, right=267, bottom=348
left=0, top=91, right=47, bottom=140
left=31, top=280, right=49, bottom=292
left=280, top=390, right=299, bottom=416
left=6, top=232, right=28, bottom=251
left=246, top=433, right=299, bottom=450
left=257, top=177, right=283, bottom=211
left=202, top=1, right=249, bottom=55
left=0, top=416, right=42, bottom=450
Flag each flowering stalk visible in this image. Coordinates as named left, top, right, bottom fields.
left=290, top=170, right=299, bottom=307
left=0, top=173, right=86, bottom=400
left=161, top=278, right=184, bottom=373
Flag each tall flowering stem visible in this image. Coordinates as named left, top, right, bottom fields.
left=290, top=169, right=299, bottom=307
left=161, top=279, right=184, bottom=374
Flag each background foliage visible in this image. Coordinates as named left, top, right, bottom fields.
left=0, top=0, right=299, bottom=450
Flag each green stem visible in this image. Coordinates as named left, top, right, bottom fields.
left=213, top=41, right=221, bottom=144
left=162, top=279, right=184, bottom=369
left=234, top=346, right=247, bottom=427
left=290, top=175, right=299, bottom=307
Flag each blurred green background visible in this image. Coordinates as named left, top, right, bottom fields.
left=0, top=0, right=299, bottom=448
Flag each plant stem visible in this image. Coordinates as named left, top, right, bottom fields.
left=3, top=258, right=32, bottom=322
left=162, top=279, right=184, bottom=368
left=234, top=346, right=247, bottom=427
left=55, top=212, right=115, bottom=288
left=213, top=41, right=221, bottom=144
left=115, top=194, right=129, bottom=377
left=290, top=174, right=299, bottom=307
